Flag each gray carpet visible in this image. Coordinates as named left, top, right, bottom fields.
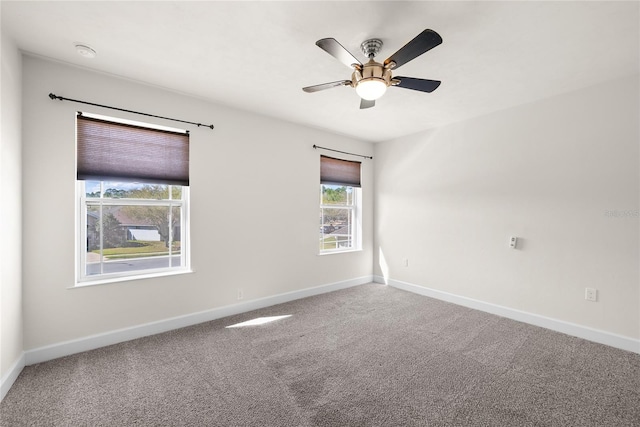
left=2, top=283, right=639, bottom=426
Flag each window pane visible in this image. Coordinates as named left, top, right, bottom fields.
left=321, top=184, right=353, bottom=206
left=86, top=204, right=173, bottom=276
left=85, top=180, right=101, bottom=198
left=170, top=206, right=182, bottom=267
left=99, top=182, right=170, bottom=199
left=126, top=183, right=169, bottom=200
left=319, top=207, right=353, bottom=251
left=171, top=186, right=183, bottom=200
left=86, top=205, right=101, bottom=258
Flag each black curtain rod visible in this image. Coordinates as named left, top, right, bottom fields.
left=313, top=144, right=373, bottom=160
left=49, top=93, right=214, bottom=130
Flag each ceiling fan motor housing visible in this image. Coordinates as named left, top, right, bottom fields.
left=351, top=59, right=392, bottom=87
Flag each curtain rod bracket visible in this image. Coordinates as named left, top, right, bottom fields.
left=49, top=93, right=214, bottom=130
left=313, top=144, right=373, bottom=160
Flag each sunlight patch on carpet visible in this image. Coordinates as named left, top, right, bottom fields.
left=226, top=315, right=292, bottom=328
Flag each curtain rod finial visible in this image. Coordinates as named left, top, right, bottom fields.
left=197, top=123, right=215, bottom=129
left=49, top=93, right=60, bottom=100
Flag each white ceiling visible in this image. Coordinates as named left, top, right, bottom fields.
left=2, top=1, right=638, bottom=142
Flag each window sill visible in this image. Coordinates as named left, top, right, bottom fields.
left=71, top=268, right=194, bottom=289
left=318, top=248, right=362, bottom=256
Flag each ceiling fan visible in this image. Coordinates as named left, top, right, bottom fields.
left=303, top=29, right=442, bottom=109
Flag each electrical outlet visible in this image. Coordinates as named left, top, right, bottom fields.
left=237, top=289, right=244, bottom=300
left=403, top=258, right=409, bottom=267
left=585, top=288, right=597, bottom=302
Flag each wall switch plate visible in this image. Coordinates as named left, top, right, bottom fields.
left=585, top=288, right=597, bottom=302
left=509, top=236, right=518, bottom=249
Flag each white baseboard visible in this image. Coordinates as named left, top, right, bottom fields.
left=25, top=275, right=372, bottom=366
left=374, top=276, right=639, bottom=354
left=1, top=352, right=25, bottom=402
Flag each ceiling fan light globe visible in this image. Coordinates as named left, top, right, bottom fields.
left=356, top=78, right=387, bottom=101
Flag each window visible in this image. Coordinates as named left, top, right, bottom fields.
left=76, top=113, right=190, bottom=284
left=319, top=155, right=362, bottom=253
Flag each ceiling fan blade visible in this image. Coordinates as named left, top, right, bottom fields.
left=384, top=29, right=442, bottom=70
left=394, top=77, right=441, bottom=93
left=360, top=99, right=375, bottom=109
left=302, top=80, right=351, bottom=93
left=316, top=38, right=362, bottom=68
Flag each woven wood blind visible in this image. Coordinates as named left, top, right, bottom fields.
left=77, top=114, right=189, bottom=185
left=320, top=155, right=361, bottom=187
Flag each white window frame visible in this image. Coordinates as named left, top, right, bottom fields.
left=319, top=184, right=362, bottom=254
left=76, top=180, right=190, bottom=286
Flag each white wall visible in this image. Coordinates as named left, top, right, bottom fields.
left=0, top=33, right=24, bottom=391
left=21, top=55, right=373, bottom=351
left=375, top=74, right=639, bottom=340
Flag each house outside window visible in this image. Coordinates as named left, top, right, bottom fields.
left=76, top=113, right=190, bottom=285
